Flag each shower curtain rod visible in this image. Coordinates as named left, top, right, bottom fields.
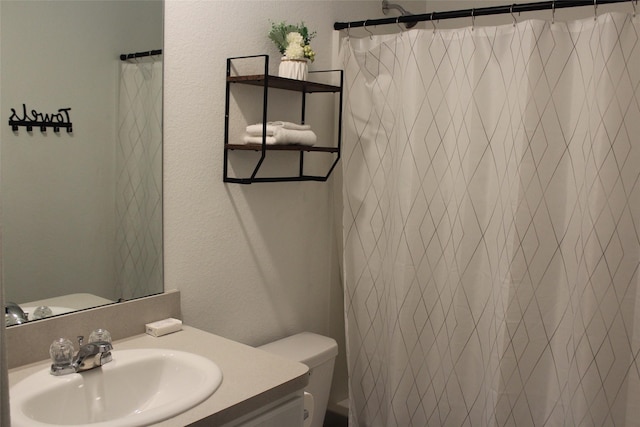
left=334, top=0, right=634, bottom=30
left=119, top=49, right=162, bottom=61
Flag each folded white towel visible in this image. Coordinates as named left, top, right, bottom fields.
left=245, top=121, right=311, bottom=136
left=243, top=135, right=277, bottom=144
left=270, top=121, right=312, bottom=130
left=273, top=127, right=316, bottom=145
left=243, top=127, right=317, bottom=146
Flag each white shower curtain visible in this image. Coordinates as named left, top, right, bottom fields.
left=341, top=12, right=640, bottom=427
left=115, top=59, right=163, bottom=300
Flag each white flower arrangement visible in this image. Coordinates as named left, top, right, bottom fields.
left=268, top=21, right=316, bottom=62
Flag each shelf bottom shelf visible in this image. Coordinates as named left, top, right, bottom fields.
left=224, top=175, right=331, bottom=184
left=225, top=143, right=338, bottom=153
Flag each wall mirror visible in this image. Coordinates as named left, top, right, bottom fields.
left=1, top=0, right=164, bottom=325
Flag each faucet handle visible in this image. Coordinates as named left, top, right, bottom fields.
left=89, top=328, right=112, bottom=344
left=50, top=338, right=74, bottom=364
left=89, top=329, right=113, bottom=364
left=49, top=338, right=75, bottom=376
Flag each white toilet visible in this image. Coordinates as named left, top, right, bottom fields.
left=259, top=332, right=338, bottom=427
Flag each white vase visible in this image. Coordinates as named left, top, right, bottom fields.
left=278, top=57, right=308, bottom=80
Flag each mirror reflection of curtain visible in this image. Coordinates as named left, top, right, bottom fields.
left=342, top=12, right=640, bottom=427
left=115, top=59, right=163, bottom=301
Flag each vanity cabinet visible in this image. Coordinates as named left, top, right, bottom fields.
left=224, top=55, right=343, bottom=184
left=221, top=393, right=304, bottom=427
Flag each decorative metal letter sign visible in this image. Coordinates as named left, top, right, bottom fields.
left=8, top=104, right=73, bottom=133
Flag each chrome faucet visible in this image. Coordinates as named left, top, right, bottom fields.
left=5, top=301, right=28, bottom=325
left=50, top=329, right=113, bottom=376
left=72, top=336, right=113, bottom=372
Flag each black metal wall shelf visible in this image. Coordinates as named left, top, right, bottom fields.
left=227, top=74, right=341, bottom=93
left=225, top=143, right=339, bottom=152
left=224, top=55, right=343, bottom=184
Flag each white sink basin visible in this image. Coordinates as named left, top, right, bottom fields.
left=10, top=348, right=223, bottom=427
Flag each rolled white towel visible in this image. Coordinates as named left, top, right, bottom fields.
left=245, top=121, right=311, bottom=136
left=242, top=127, right=317, bottom=146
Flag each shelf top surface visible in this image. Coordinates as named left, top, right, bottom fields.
left=227, top=74, right=341, bottom=93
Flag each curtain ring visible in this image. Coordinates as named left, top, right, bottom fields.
left=396, top=16, right=404, bottom=33
left=594, top=0, right=598, bottom=20
left=511, top=4, right=517, bottom=26
left=471, top=9, right=475, bottom=30
left=364, top=20, right=373, bottom=39
left=632, top=0, right=637, bottom=17
left=431, top=12, right=437, bottom=33
left=552, top=0, right=556, bottom=24
left=346, top=22, right=351, bottom=39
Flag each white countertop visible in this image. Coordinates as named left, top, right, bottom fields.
left=8, top=325, right=309, bottom=426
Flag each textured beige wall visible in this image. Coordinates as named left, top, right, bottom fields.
left=164, top=0, right=384, bottom=408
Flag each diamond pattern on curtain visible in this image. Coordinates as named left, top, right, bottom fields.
left=115, top=61, right=163, bottom=300
left=341, top=13, right=640, bottom=427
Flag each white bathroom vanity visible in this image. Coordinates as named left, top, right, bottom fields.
left=7, top=292, right=308, bottom=426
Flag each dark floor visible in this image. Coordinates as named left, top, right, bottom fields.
left=323, top=410, right=348, bottom=427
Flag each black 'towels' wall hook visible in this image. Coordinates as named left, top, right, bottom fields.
left=8, top=104, right=73, bottom=133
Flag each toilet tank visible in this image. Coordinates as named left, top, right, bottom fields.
left=259, top=332, right=338, bottom=427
